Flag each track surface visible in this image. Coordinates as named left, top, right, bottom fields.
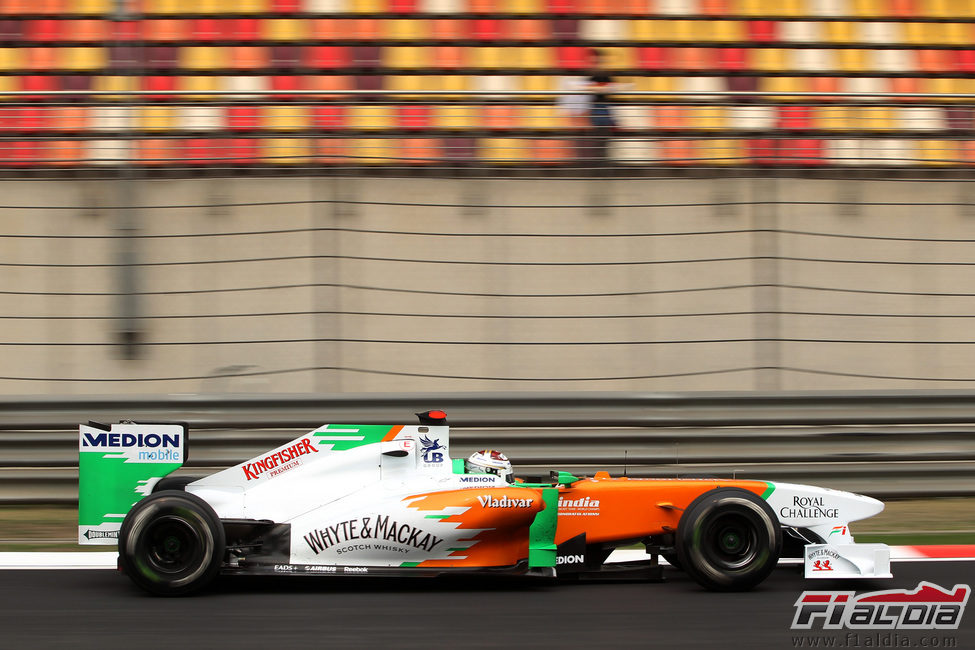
left=2, top=562, right=972, bottom=649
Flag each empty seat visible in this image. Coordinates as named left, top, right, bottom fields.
left=145, top=19, right=188, bottom=41
left=179, top=75, right=220, bottom=100
left=306, top=0, right=351, bottom=11
left=397, top=105, right=433, bottom=129
left=86, top=140, right=129, bottom=166
left=433, top=105, right=477, bottom=130
left=263, top=18, right=308, bottom=41
left=226, top=107, right=261, bottom=130
left=139, top=107, right=177, bottom=132
left=262, top=105, right=311, bottom=131
left=177, top=106, right=225, bottom=131
left=349, top=105, right=394, bottom=130
left=229, top=46, right=271, bottom=70
left=222, top=75, right=270, bottom=99
left=181, top=47, right=227, bottom=71
left=780, top=21, right=822, bottom=43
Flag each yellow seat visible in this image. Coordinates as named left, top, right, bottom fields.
left=854, top=106, right=896, bottom=131
left=349, top=0, right=383, bottom=11
left=387, top=75, right=426, bottom=100
left=710, top=20, right=746, bottom=42
left=517, top=47, right=554, bottom=70
left=503, top=0, right=543, bottom=13
left=472, top=47, right=504, bottom=69
left=262, top=138, right=311, bottom=165
left=760, top=76, right=804, bottom=100
left=776, top=0, right=802, bottom=16
left=481, top=138, right=527, bottom=164
left=702, top=139, right=745, bottom=165
left=93, top=75, right=138, bottom=101
left=602, top=47, right=634, bottom=70
left=386, top=19, right=425, bottom=41
left=520, top=106, right=566, bottom=130
left=686, top=106, right=726, bottom=131
left=823, top=21, right=855, bottom=44
left=434, top=74, right=470, bottom=100
left=633, top=76, right=678, bottom=100
left=919, top=0, right=955, bottom=18
left=520, top=75, right=555, bottom=100
left=138, top=107, right=177, bottom=132
left=178, top=75, right=220, bottom=100
left=348, top=105, right=394, bottom=131
left=916, top=140, right=957, bottom=166
left=180, top=47, right=226, bottom=71
left=143, top=0, right=192, bottom=14
left=835, top=49, right=867, bottom=73
left=942, top=23, right=968, bottom=46
left=60, top=47, right=107, bottom=72
left=75, top=0, right=111, bottom=13
left=752, top=49, right=789, bottom=72
left=262, top=106, right=310, bottom=132
left=630, top=20, right=667, bottom=42
left=384, top=46, right=429, bottom=69
left=264, top=19, right=308, bottom=41
left=433, top=105, right=477, bottom=130
left=921, top=78, right=969, bottom=102
left=353, top=138, right=395, bottom=165
left=813, top=106, right=856, bottom=131
left=853, top=0, right=885, bottom=16
left=0, top=49, right=23, bottom=73
left=0, top=76, right=15, bottom=96
left=236, top=0, right=270, bottom=12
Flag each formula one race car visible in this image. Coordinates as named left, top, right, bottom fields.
left=78, top=411, right=891, bottom=596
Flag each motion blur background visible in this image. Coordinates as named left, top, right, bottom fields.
left=2, top=0, right=975, bottom=518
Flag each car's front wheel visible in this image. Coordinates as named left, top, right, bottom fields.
left=676, top=487, right=781, bottom=592
left=119, top=490, right=225, bottom=596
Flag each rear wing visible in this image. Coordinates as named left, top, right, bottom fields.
left=78, top=421, right=187, bottom=545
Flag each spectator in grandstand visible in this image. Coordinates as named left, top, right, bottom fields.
left=584, top=48, right=629, bottom=166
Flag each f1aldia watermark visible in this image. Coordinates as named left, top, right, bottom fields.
left=791, top=582, right=969, bottom=631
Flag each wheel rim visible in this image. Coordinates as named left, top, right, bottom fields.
left=143, top=514, right=205, bottom=576
left=701, top=511, right=758, bottom=571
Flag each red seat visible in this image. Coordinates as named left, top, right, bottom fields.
left=638, top=47, right=672, bottom=71
left=20, top=74, right=56, bottom=101
left=231, top=18, right=260, bottom=41
left=271, top=75, right=301, bottom=100
left=716, top=48, right=748, bottom=71
left=190, top=19, right=228, bottom=42
left=311, top=106, right=346, bottom=130
left=954, top=51, right=975, bottom=73
left=747, top=21, right=778, bottom=43
left=748, top=138, right=776, bottom=165
left=181, top=138, right=223, bottom=166
left=271, top=0, right=301, bottom=11
left=547, top=0, right=579, bottom=11
left=778, top=138, right=824, bottom=166
left=226, top=107, right=260, bottom=131
left=228, top=138, right=259, bottom=165
left=397, top=105, right=432, bottom=130
left=558, top=46, right=588, bottom=69
left=26, top=19, right=61, bottom=41
left=778, top=106, right=813, bottom=130
left=143, top=76, right=177, bottom=101
left=305, top=46, right=350, bottom=68
left=389, top=0, right=418, bottom=11
left=110, top=20, right=140, bottom=41
left=270, top=45, right=302, bottom=68
left=473, top=19, right=501, bottom=41
left=0, top=141, right=39, bottom=167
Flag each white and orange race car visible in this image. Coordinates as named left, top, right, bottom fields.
left=78, top=411, right=891, bottom=596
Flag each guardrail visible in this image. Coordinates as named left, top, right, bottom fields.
left=2, top=391, right=974, bottom=503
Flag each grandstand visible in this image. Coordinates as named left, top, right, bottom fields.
left=0, top=0, right=974, bottom=168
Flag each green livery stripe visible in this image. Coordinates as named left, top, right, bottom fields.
left=400, top=561, right=421, bottom=568
left=78, top=453, right=181, bottom=527
left=424, top=514, right=451, bottom=519
left=447, top=547, right=468, bottom=552
left=528, top=488, right=558, bottom=568
left=313, top=424, right=398, bottom=451
left=761, top=482, right=776, bottom=499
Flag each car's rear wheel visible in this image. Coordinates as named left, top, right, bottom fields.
left=119, top=490, right=225, bottom=596
left=676, top=487, right=781, bottom=592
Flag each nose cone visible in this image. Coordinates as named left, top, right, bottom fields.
left=767, top=482, right=886, bottom=526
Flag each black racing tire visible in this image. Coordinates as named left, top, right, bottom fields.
left=119, top=490, right=225, bottom=596
left=676, top=487, right=781, bottom=592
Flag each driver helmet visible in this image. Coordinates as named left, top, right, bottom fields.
left=465, top=450, right=513, bottom=483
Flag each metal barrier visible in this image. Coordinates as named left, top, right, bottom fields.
left=2, top=391, right=974, bottom=503
left=1, top=90, right=974, bottom=172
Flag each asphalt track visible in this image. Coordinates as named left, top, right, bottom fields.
left=2, top=561, right=972, bottom=650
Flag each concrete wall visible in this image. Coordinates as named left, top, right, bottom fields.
left=2, top=175, right=974, bottom=394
